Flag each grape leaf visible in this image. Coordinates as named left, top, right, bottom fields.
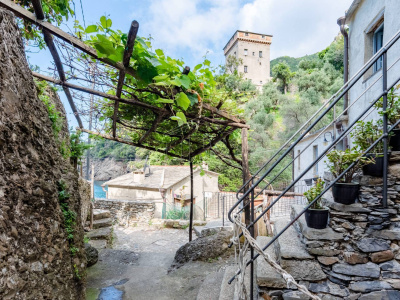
left=175, top=92, right=190, bottom=110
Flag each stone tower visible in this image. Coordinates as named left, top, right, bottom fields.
left=223, top=30, right=272, bottom=89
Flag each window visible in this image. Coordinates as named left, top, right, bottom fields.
left=259, top=62, right=262, bottom=65
left=260, top=81, right=262, bottom=84
left=374, top=23, right=384, bottom=72
left=313, top=145, right=318, bottom=175
left=244, top=66, right=248, bottom=73
left=245, top=32, right=249, bottom=36
left=259, top=51, right=263, bottom=58
left=252, top=52, right=255, bottom=56
left=262, top=35, right=265, bottom=38
left=244, top=49, right=248, bottom=56
left=234, top=51, right=236, bottom=56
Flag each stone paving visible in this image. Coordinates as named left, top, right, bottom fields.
left=86, top=225, right=232, bottom=300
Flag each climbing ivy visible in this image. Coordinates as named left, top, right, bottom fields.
left=16, top=0, right=74, bottom=49
left=57, top=180, right=79, bottom=257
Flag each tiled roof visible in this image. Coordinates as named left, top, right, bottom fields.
left=103, top=166, right=218, bottom=190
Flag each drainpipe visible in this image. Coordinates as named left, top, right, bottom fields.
left=337, top=16, right=349, bottom=114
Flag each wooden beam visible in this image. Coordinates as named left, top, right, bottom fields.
left=241, top=127, right=251, bottom=225
left=112, top=21, right=139, bottom=137
left=30, top=0, right=83, bottom=128
left=165, top=126, right=198, bottom=152
left=0, top=0, right=139, bottom=78
left=202, top=103, right=245, bottom=124
left=32, top=72, right=168, bottom=114
left=79, top=128, right=188, bottom=160
left=200, top=116, right=250, bottom=129
left=138, top=112, right=165, bottom=144
left=189, top=127, right=235, bottom=157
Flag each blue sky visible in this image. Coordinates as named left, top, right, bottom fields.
left=27, top=0, right=353, bottom=129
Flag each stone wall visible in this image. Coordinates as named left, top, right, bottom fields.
left=94, top=199, right=155, bottom=225
left=263, top=152, right=400, bottom=299
left=79, top=178, right=91, bottom=227
left=0, top=9, right=86, bottom=299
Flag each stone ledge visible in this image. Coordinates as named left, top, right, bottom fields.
left=291, top=205, right=344, bottom=241
left=256, top=236, right=288, bottom=288
left=371, top=229, right=400, bottom=240
left=273, top=219, right=313, bottom=260
left=321, top=196, right=371, bottom=213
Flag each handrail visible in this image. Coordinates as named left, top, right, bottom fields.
left=228, top=118, right=400, bottom=284
left=235, top=27, right=400, bottom=199
left=229, top=73, right=400, bottom=246
left=229, top=28, right=400, bottom=223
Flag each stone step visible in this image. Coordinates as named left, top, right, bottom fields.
left=91, top=209, right=111, bottom=221
left=218, top=266, right=237, bottom=300
left=196, top=269, right=225, bottom=300
left=87, top=218, right=113, bottom=229
left=273, top=219, right=313, bottom=261
left=88, top=239, right=107, bottom=249
left=194, top=225, right=233, bottom=238
left=256, top=236, right=288, bottom=289
left=86, top=227, right=112, bottom=240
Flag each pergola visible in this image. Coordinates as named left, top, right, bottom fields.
left=0, top=0, right=252, bottom=240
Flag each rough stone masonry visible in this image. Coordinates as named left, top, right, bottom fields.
left=0, top=9, right=89, bottom=299
left=259, top=152, right=400, bottom=299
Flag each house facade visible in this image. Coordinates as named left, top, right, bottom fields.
left=102, top=165, right=219, bottom=219
left=293, top=0, right=400, bottom=187
left=224, top=30, right=272, bottom=89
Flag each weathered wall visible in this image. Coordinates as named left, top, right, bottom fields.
left=79, top=178, right=91, bottom=227
left=0, top=9, right=86, bottom=299
left=347, top=0, right=400, bottom=133
left=94, top=199, right=155, bottom=225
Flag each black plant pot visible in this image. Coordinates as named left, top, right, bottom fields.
left=363, top=154, right=384, bottom=177
left=305, top=208, right=329, bottom=229
left=390, top=128, right=400, bottom=151
left=332, top=183, right=359, bottom=205
left=304, top=179, right=313, bottom=186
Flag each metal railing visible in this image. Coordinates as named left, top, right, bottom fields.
left=227, top=28, right=400, bottom=298
left=203, top=191, right=242, bottom=225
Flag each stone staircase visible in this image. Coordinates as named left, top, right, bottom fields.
left=86, top=209, right=113, bottom=249
left=196, top=265, right=254, bottom=300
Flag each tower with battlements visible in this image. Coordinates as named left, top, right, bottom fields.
left=223, top=30, right=272, bottom=89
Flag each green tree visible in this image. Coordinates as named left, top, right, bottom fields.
left=272, top=62, right=294, bottom=94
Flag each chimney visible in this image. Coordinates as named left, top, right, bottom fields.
left=133, top=169, right=144, bottom=182
left=202, top=161, right=209, bottom=171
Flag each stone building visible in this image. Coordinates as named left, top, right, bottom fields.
left=102, top=165, right=219, bottom=219
left=223, top=30, right=272, bottom=89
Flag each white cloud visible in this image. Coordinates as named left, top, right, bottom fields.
left=134, top=0, right=354, bottom=67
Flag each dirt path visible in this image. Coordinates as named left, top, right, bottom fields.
left=86, top=225, right=231, bottom=300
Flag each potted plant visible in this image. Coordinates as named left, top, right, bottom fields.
left=326, top=148, right=372, bottom=204
left=376, top=86, right=400, bottom=150
left=350, top=120, right=386, bottom=177
left=304, top=179, right=329, bottom=229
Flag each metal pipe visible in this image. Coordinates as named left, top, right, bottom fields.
left=383, top=53, right=388, bottom=208
left=338, top=16, right=349, bottom=114
left=189, top=161, right=194, bottom=242
left=250, top=179, right=255, bottom=300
